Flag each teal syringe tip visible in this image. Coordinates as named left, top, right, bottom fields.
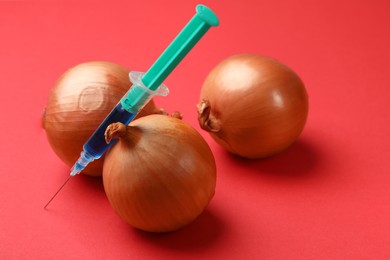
left=196, top=4, right=219, bottom=26
left=141, top=4, right=219, bottom=91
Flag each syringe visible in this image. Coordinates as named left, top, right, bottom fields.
left=44, top=4, right=219, bottom=209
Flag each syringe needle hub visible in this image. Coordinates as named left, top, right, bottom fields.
left=44, top=175, right=72, bottom=209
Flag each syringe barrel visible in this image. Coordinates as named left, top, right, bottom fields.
left=71, top=72, right=168, bottom=175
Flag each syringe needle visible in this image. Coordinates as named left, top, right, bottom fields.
left=44, top=175, right=72, bottom=209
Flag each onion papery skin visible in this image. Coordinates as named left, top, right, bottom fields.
left=43, top=61, right=162, bottom=176
left=198, top=54, right=309, bottom=159
left=103, top=115, right=217, bottom=233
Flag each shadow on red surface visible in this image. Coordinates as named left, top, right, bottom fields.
left=77, top=173, right=105, bottom=191
left=134, top=209, right=224, bottom=251
left=225, top=138, right=322, bottom=179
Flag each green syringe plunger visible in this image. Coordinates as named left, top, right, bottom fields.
left=120, top=4, right=219, bottom=112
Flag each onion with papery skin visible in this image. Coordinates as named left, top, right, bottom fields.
left=197, top=54, right=308, bottom=158
left=103, top=115, right=216, bottom=233
left=43, top=61, right=166, bottom=176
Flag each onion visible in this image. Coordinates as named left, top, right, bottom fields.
left=43, top=61, right=165, bottom=176
left=197, top=54, right=308, bottom=158
left=102, top=115, right=216, bottom=232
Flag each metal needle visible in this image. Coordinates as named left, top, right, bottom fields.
left=44, top=175, right=72, bottom=209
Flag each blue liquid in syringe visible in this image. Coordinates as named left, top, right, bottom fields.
left=71, top=102, right=136, bottom=174
left=85, top=102, right=136, bottom=157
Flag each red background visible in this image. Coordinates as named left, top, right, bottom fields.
left=1, top=0, right=389, bottom=259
